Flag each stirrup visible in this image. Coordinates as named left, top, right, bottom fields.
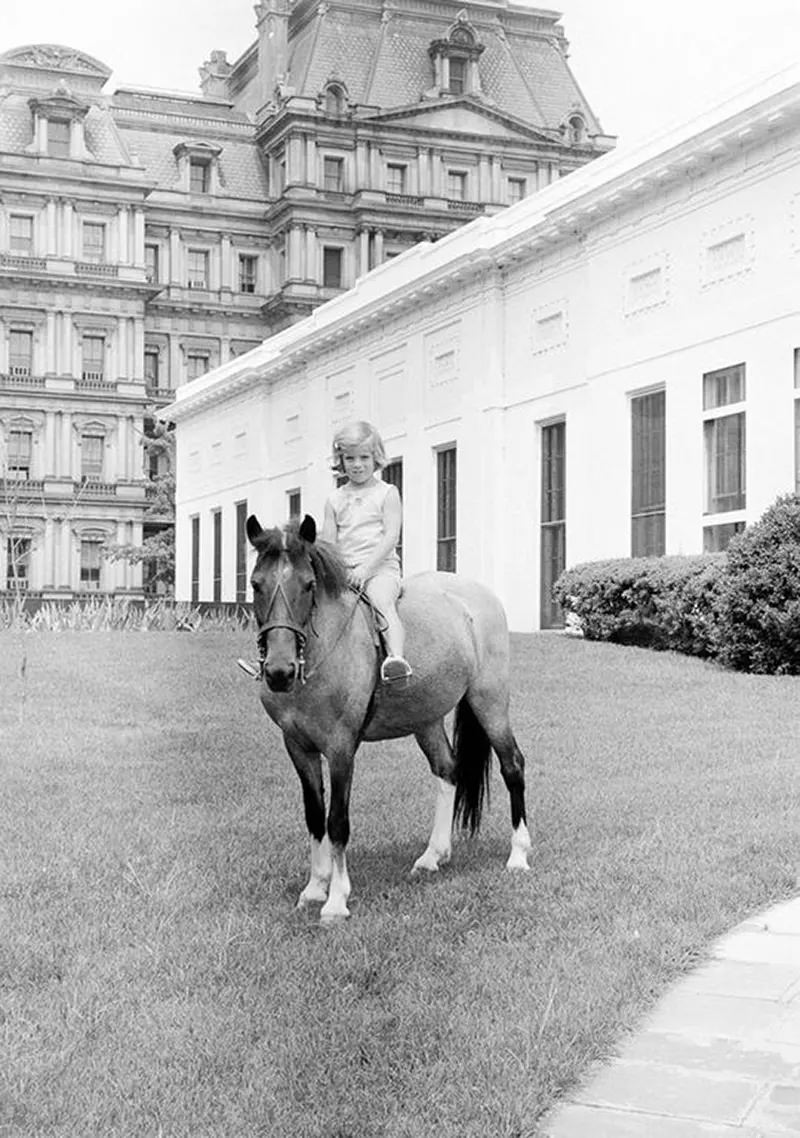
left=381, top=655, right=412, bottom=684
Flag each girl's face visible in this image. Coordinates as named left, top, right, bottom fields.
left=341, top=445, right=376, bottom=485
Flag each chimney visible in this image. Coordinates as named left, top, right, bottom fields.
left=255, top=0, right=291, bottom=106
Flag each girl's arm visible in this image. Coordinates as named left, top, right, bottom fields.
left=357, top=484, right=402, bottom=581
left=320, top=499, right=337, bottom=544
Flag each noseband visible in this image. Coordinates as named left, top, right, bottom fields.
left=256, top=572, right=315, bottom=684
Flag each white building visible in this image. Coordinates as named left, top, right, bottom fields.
left=167, top=64, right=800, bottom=630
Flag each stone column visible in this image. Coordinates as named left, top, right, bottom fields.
left=374, top=229, right=384, bottom=265
left=62, top=201, right=73, bottom=258
left=305, top=227, right=317, bottom=282
left=45, top=311, right=56, bottom=373
left=359, top=229, right=370, bottom=275
left=306, top=135, right=316, bottom=185
left=46, top=199, right=57, bottom=255
left=133, top=319, right=145, bottom=381
left=61, top=313, right=72, bottom=377
left=288, top=226, right=303, bottom=279
left=288, top=136, right=303, bottom=184
left=169, top=229, right=181, bottom=284
left=61, top=414, right=72, bottom=479
left=356, top=141, right=368, bottom=187
left=478, top=156, right=490, bottom=202
left=116, top=317, right=127, bottom=380
left=220, top=234, right=232, bottom=289
left=369, top=143, right=380, bottom=188
left=44, top=411, right=56, bottom=475
left=115, top=416, right=125, bottom=482
left=133, top=209, right=145, bottom=267
left=118, top=207, right=130, bottom=264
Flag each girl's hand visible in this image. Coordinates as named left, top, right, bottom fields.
left=349, top=567, right=368, bottom=590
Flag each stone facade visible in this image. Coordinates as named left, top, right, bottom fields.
left=0, top=1, right=610, bottom=598
left=165, top=64, right=800, bottom=630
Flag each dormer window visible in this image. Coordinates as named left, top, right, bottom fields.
left=190, top=158, right=211, bottom=194
left=174, top=141, right=223, bottom=196
left=428, top=13, right=485, bottom=98
left=47, top=119, right=71, bottom=157
left=324, top=84, right=346, bottom=116
left=566, top=114, right=587, bottom=145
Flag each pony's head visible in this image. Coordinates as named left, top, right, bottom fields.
left=246, top=513, right=348, bottom=692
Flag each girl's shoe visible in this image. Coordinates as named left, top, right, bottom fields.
left=381, top=655, right=413, bottom=684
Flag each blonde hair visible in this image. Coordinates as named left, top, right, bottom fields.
left=331, top=420, right=387, bottom=472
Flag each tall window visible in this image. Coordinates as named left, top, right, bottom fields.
left=323, top=156, right=344, bottom=192
left=189, top=159, right=210, bottom=194
left=9, top=330, right=33, bottom=376
left=703, top=363, right=745, bottom=518
left=212, top=509, right=222, bottom=603
left=186, top=353, right=209, bottom=381
left=191, top=515, right=200, bottom=603
left=81, top=335, right=105, bottom=381
left=144, top=349, right=160, bottom=391
left=238, top=255, right=257, bottom=293
left=540, top=421, right=566, bottom=629
left=6, top=537, right=31, bottom=591
left=145, top=244, right=159, bottom=282
left=323, top=247, right=343, bottom=289
left=82, top=222, right=105, bottom=262
left=631, top=390, right=666, bottom=557
left=508, top=178, right=526, bottom=205
left=386, top=164, right=407, bottom=194
left=9, top=215, right=33, bottom=255
left=81, top=434, right=104, bottom=482
left=447, top=170, right=467, bottom=200
left=383, top=459, right=403, bottom=570
left=47, top=119, right=70, bottom=157
left=7, top=429, right=32, bottom=480
left=80, top=540, right=102, bottom=591
left=436, top=447, right=457, bottom=572
left=794, top=349, right=800, bottom=496
left=448, top=57, right=466, bottom=94
left=287, top=489, right=301, bottom=521
left=235, top=500, right=248, bottom=604
left=324, top=85, right=345, bottom=115
left=187, top=250, right=209, bottom=288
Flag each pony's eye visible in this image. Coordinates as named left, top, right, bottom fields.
left=304, top=580, right=315, bottom=593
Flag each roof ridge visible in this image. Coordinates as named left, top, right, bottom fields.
left=363, top=11, right=389, bottom=105
left=296, top=3, right=326, bottom=94
left=496, top=26, right=545, bottom=127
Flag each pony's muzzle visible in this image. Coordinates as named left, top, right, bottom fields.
left=264, top=661, right=297, bottom=692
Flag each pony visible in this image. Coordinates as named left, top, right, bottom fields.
left=245, top=513, right=531, bottom=922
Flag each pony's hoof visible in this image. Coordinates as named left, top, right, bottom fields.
left=505, top=854, right=531, bottom=872
left=319, top=908, right=350, bottom=925
left=411, top=854, right=440, bottom=875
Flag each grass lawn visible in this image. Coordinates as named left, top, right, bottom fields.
left=1, top=629, right=799, bottom=1137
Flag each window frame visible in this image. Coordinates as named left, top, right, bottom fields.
left=7, top=428, right=33, bottom=480
left=238, top=254, right=257, bottom=294
left=82, top=221, right=106, bottom=263
left=446, top=169, right=467, bottom=200
left=322, top=246, right=343, bottom=289
left=323, top=155, right=344, bottom=193
left=81, top=334, right=106, bottom=381
left=9, top=214, right=34, bottom=255
left=47, top=118, right=71, bottom=158
left=79, top=539, right=103, bottom=591
left=189, top=158, right=211, bottom=194
left=631, top=389, right=666, bottom=557
left=9, top=329, right=34, bottom=376
left=187, top=249, right=209, bottom=289
left=436, top=446, right=457, bottom=572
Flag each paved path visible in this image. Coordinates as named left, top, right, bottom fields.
left=540, top=896, right=800, bottom=1137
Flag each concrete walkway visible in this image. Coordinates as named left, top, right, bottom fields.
left=540, top=896, right=800, bottom=1137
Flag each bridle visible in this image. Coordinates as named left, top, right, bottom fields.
left=255, top=569, right=315, bottom=684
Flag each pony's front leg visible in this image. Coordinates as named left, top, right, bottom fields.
left=284, top=737, right=331, bottom=909
left=320, top=749, right=354, bottom=923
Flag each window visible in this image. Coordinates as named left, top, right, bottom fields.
left=631, top=390, right=666, bottom=557
left=703, top=522, right=745, bottom=553
left=9, top=215, right=33, bottom=255
left=386, top=164, right=407, bottom=194
left=323, top=247, right=343, bottom=289
left=7, top=429, right=32, bottom=480
left=81, top=434, right=104, bottom=482
left=239, top=255, right=257, bottom=293
left=187, top=250, right=209, bottom=289
left=82, top=222, right=105, bottom=263
left=80, top=540, right=102, bottom=591
left=9, top=330, right=33, bottom=376
left=323, top=156, right=344, bottom=192
left=81, top=335, right=105, bottom=381
left=436, top=447, right=457, bottom=572
left=508, top=178, right=526, bottom=205
left=235, top=501, right=248, bottom=604
left=186, top=353, right=209, bottom=381
left=568, top=115, right=586, bottom=145
left=383, top=459, right=403, bottom=569
left=287, top=489, right=301, bottom=521
left=447, top=170, right=467, bottom=200
left=47, top=119, right=71, bottom=157
left=145, top=244, right=159, bottom=283
left=212, top=509, right=222, bottom=603
left=144, top=349, right=160, bottom=390
left=189, top=159, right=210, bottom=194
left=703, top=364, right=746, bottom=516
left=795, top=351, right=800, bottom=494
left=324, top=85, right=345, bottom=115
left=449, top=57, right=466, bottom=94
left=540, top=421, right=566, bottom=629
left=191, top=515, right=200, bottom=603
left=7, top=537, right=31, bottom=591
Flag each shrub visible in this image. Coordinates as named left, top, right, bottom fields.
left=713, top=494, right=800, bottom=675
left=553, top=554, right=726, bottom=657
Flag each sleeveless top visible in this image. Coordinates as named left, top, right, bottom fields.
left=327, top=478, right=400, bottom=575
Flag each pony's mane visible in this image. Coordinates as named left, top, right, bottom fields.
left=252, top=523, right=349, bottom=598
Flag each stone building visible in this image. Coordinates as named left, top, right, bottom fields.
left=165, top=63, right=800, bottom=630
left=0, top=0, right=611, bottom=598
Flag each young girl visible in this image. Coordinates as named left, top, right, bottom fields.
left=321, top=420, right=412, bottom=684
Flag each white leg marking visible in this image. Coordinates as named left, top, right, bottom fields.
left=297, top=835, right=332, bottom=908
left=320, top=846, right=351, bottom=922
left=506, top=820, right=532, bottom=872
left=412, top=777, right=455, bottom=874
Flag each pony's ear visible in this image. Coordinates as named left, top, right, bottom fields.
left=298, top=514, right=317, bottom=544
left=246, top=514, right=263, bottom=547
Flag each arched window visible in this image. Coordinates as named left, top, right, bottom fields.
left=568, top=114, right=586, bottom=145
left=324, top=84, right=345, bottom=116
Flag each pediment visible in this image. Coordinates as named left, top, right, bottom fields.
left=367, top=100, right=554, bottom=144
left=0, top=44, right=111, bottom=92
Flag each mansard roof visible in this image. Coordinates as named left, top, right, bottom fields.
left=279, top=0, right=602, bottom=135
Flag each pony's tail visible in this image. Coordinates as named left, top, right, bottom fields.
left=452, top=697, right=492, bottom=836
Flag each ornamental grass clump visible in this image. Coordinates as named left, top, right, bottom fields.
left=713, top=494, right=800, bottom=675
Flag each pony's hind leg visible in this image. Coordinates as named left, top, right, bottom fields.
left=284, top=737, right=332, bottom=908
left=467, top=691, right=532, bottom=872
left=411, top=721, right=456, bottom=874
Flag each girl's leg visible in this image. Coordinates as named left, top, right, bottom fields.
left=365, top=573, right=411, bottom=679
